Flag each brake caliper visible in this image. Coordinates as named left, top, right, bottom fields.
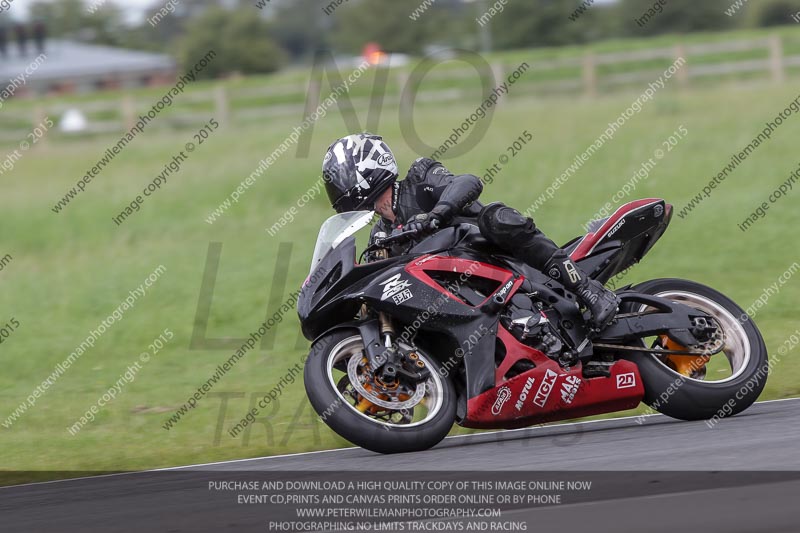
left=660, top=336, right=710, bottom=377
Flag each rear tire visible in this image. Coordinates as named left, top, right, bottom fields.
left=304, top=328, right=456, bottom=454
left=621, top=278, right=768, bottom=421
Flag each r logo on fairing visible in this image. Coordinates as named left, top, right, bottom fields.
left=380, top=274, right=412, bottom=302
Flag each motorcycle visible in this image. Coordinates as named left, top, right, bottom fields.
left=298, top=198, right=767, bottom=454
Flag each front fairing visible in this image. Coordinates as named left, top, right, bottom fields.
left=297, top=219, right=497, bottom=341
left=298, top=235, right=407, bottom=339
left=297, top=219, right=525, bottom=400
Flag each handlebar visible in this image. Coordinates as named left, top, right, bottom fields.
left=366, top=227, right=423, bottom=254
left=376, top=228, right=422, bottom=247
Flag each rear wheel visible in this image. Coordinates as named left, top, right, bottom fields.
left=622, top=278, right=768, bottom=421
left=304, top=329, right=456, bottom=454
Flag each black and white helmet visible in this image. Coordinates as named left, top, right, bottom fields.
left=322, top=133, right=399, bottom=213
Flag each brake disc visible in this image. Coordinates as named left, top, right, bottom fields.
left=347, top=354, right=426, bottom=410
left=693, top=316, right=726, bottom=355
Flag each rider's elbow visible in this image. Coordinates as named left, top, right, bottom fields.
left=459, top=173, right=483, bottom=202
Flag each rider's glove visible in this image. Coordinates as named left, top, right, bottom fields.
left=404, top=212, right=442, bottom=236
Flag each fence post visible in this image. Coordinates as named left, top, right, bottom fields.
left=582, top=53, right=597, bottom=98
left=768, top=35, right=785, bottom=83
left=673, top=44, right=689, bottom=88
left=491, top=62, right=505, bottom=105
left=306, top=76, right=322, bottom=116
left=34, top=105, right=48, bottom=149
left=214, top=85, right=230, bottom=127
left=396, top=71, right=409, bottom=108
left=121, top=95, right=136, bottom=131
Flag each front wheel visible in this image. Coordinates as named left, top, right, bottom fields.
left=304, top=329, right=456, bottom=454
left=622, top=278, right=768, bottom=421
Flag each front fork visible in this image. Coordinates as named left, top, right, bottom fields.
left=357, top=305, right=428, bottom=384
left=378, top=311, right=401, bottom=381
left=363, top=245, right=401, bottom=381
left=361, top=246, right=427, bottom=382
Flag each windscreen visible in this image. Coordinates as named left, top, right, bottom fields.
left=309, top=211, right=375, bottom=275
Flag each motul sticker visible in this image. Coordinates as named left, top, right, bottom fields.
left=514, top=377, right=535, bottom=411
left=493, top=386, right=512, bottom=415
left=533, top=369, right=558, bottom=407
left=616, top=372, right=636, bottom=389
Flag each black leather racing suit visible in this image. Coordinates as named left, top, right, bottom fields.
left=369, top=157, right=562, bottom=272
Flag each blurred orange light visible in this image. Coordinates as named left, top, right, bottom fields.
left=362, top=42, right=386, bottom=66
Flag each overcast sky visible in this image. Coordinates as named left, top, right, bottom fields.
left=5, top=0, right=161, bottom=23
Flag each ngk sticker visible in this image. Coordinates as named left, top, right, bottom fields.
left=493, top=386, right=512, bottom=415
left=533, top=369, right=559, bottom=407
left=514, top=378, right=536, bottom=411
left=616, top=372, right=636, bottom=389
left=560, top=375, right=581, bottom=405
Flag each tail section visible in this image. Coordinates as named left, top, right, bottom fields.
left=569, top=199, right=671, bottom=285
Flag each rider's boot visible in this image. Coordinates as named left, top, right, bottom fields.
left=543, top=250, right=620, bottom=330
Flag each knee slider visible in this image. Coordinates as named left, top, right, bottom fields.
left=478, top=202, right=534, bottom=237
left=477, top=202, right=501, bottom=235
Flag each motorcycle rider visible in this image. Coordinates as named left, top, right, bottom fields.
left=322, top=133, right=619, bottom=329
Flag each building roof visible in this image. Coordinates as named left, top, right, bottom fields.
left=0, top=39, right=176, bottom=86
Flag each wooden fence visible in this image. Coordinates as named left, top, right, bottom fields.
left=0, top=34, right=797, bottom=143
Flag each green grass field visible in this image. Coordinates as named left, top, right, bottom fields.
left=1, top=63, right=799, bottom=477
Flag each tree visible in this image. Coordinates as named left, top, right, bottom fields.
left=488, top=0, right=600, bottom=50
left=121, top=1, right=189, bottom=52
left=329, top=0, right=446, bottom=55
left=178, top=8, right=285, bottom=78
left=618, top=0, right=736, bottom=35
left=747, top=0, right=800, bottom=26
left=268, top=0, right=329, bottom=61
left=28, top=0, right=127, bottom=46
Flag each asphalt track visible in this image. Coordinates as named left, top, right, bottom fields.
left=2, top=398, right=799, bottom=532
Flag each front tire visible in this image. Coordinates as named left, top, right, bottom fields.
left=622, top=278, right=768, bottom=421
left=304, top=329, right=456, bottom=454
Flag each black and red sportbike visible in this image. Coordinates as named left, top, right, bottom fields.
left=298, top=198, right=767, bottom=454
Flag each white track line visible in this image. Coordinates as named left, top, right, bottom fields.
left=3, top=397, right=798, bottom=490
